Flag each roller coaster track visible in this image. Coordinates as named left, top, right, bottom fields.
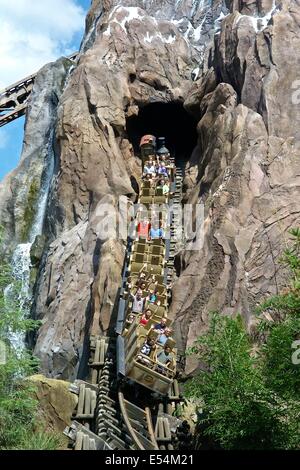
left=64, top=161, right=184, bottom=451
left=0, top=53, right=78, bottom=128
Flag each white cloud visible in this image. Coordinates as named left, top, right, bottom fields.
left=0, top=0, right=85, bottom=89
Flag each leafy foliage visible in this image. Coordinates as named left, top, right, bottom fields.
left=186, top=228, right=300, bottom=449
left=258, top=228, right=300, bottom=398
left=185, top=314, right=299, bottom=449
left=261, top=317, right=300, bottom=398
left=258, top=228, right=300, bottom=318
left=0, top=230, right=60, bottom=450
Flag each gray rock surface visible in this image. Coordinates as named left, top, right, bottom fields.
left=170, top=0, right=300, bottom=374
left=1, top=0, right=299, bottom=380
left=0, top=58, right=73, bottom=253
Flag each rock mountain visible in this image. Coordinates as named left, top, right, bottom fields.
left=0, top=0, right=299, bottom=378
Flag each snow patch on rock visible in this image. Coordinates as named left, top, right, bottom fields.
left=143, top=31, right=176, bottom=45
left=235, top=0, right=278, bottom=33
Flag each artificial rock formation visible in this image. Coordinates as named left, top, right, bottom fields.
left=170, top=0, right=300, bottom=374
left=1, top=0, right=299, bottom=379
left=30, top=374, right=77, bottom=433
left=32, top=0, right=225, bottom=379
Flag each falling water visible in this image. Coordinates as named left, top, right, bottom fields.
left=80, top=9, right=103, bottom=53
left=7, top=130, right=55, bottom=351
left=29, top=131, right=55, bottom=243
left=6, top=243, right=32, bottom=351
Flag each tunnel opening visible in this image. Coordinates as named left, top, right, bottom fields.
left=126, top=102, right=198, bottom=171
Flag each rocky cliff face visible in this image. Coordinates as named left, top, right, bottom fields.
left=30, top=0, right=224, bottom=379
left=0, top=58, right=73, bottom=252
left=30, top=374, right=77, bottom=434
left=171, top=0, right=300, bottom=373
left=1, top=0, right=299, bottom=378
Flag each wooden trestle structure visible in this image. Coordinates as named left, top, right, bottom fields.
left=0, top=53, right=78, bottom=128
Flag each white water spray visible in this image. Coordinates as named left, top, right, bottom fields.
left=7, top=130, right=55, bottom=352
left=81, top=10, right=103, bottom=53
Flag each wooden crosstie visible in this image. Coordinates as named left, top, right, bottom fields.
left=64, top=421, right=111, bottom=450
left=89, top=336, right=109, bottom=384
left=69, top=380, right=98, bottom=430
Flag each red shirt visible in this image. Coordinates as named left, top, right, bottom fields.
left=140, top=316, right=149, bottom=326
left=138, top=221, right=151, bottom=238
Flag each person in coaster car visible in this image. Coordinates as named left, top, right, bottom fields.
left=140, top=309, right=152, bottom=326
left=157, top=345, right=175, bottom=374
left=153, top=317, right=168, bottom=333
left=157, top=327, right=172, bottom=346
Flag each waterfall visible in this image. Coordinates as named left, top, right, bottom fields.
left=80, top=10, right=103, bottom=53
left=7, top=130, right=55, bottom=352
left=29, top=130, right=55, bottom=243
left=6, top=243, right=32, bottom=351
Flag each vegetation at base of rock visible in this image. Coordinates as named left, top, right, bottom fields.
left=258, top=228, right=300, bottom=398
left=0, top=229, right=62, bottom=450
left=186, top=229, right=300, bottom=450
left=257, top=228, right=300, bottom=318
left=262, top=316, right=300, bottom=397
left=21, top=179, right=39, bottom=242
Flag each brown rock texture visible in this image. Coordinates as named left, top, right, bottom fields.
left=32, top=0, right=222, bottom=379
left=29, top=374, right=77, bottom=433
left=170, top=0, right=300, bottom=374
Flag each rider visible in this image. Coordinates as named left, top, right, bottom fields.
left=153, top=317, right=168, bottom=333
left=157, top=327, right=172, bottom=346
left=131, top=291, right=146, bottom=314
left=140, top=309, right=152, bottom=326
left=144, top=160, right=156, bottom=176
left=149, top=222, right=165, bottom=240
left=158, top=162, right=169, bottom=178
left=157, top=345, right=174, bottom=370
left=162, top=180, right=170, bottom=195
left=137, top=216, right=151, bottom=239
left=138, top=337, right=156, bottom=366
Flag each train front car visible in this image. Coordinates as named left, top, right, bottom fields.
left=140, top=135, right=156, bottom=168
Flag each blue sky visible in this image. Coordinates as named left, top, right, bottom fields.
left=0, top=0, right=91, bottom=181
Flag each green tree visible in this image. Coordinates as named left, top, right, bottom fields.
left=258, top=228, right=300, bottom=319
left=185, top=314, right=299, bottom=449
left=186, top=229, right=300, bottom=449
left=257, top=228, right=300, bottom=399
left=261, top=317, right=300, bottom=398
left=0, top=231, right=62, bottom=450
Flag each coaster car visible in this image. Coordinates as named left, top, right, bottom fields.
left=140, top=135, right=156, bottom=165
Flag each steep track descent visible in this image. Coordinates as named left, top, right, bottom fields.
left=64, top=148, right=184, bottom=451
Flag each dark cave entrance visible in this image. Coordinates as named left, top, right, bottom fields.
left=126, top=102, right=198, bottom=170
